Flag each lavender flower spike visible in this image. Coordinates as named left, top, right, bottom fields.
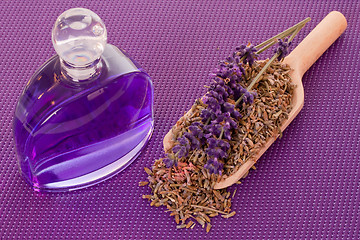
left=236, top=44, right=258, bottom=66
left=275, top=38, right=291, bottom=61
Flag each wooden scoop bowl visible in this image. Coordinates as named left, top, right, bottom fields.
left=164, top=11, right=347, bottom=189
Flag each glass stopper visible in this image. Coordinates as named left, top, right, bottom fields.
left=52, top=8, right=107, bottom=67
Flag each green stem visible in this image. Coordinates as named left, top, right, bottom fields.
left=235, top=18, right=309, bottom=107
left=288, top=24, right=303, bottom=42
left=205, top=118, right=211, bottom=125
left=237, top=19, right=309, bottom=65
left=256, top=27, right=298, bottom=54
left=239, top=26, right=299, bottom=62
left=247, top=53, right=278, bottom=91
left=256, top=40, right=278, bottom=55
left=255, top=17, right=311, bottom=49
left=219, top=128, right=224, bottom=139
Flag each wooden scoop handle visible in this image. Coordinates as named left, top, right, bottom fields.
left=286, top=11, right=347, bottom=77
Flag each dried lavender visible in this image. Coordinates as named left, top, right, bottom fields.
left=141, top=17, right=310, bottom=231
left=172, top=136, right=191, bottom=159
left=235, top=44, right=258, bottom=66
left=275, top=38, right=291, bottom=61
left=141, top=60, right=295, bottom=231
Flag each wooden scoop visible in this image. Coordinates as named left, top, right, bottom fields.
left=163, top=11, right=347, bottom=189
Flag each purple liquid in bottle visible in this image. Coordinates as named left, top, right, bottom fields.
left=13, top=8, right=153, bottom=192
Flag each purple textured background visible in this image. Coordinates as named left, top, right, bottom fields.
left=1, top=0, right=359, bottom=239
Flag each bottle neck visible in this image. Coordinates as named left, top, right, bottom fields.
left=60, top=58, right=103, bottom=82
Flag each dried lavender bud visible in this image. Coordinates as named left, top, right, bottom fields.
left=172, top=136, right=191, bottom=158
left=202, top=103, right=238, bottom=140
left=169, top=122, right=206, bottom=164
left=204, top=157, right=223, bottom=174
left=203, top=96, right=222, bottom=114
left=200, top=109, right=215, bottom=123
left=227, top=79, right=254, bottom=104
left=243, top=91, right=255, bottom=104
left=211, top=58, right=245, bottom=100
left=184, top=132, right=201, bottom=149
left=207, top=90, right=225, bottom=105
left=207, top=80, right=229, bottom=104
left=205, top=147, right=227, bottom=159
left=163, top=156, right=177, bottom=168
left=188, top=123, right=205, bottom=144
left=235, top=87, right=257, bottom=105
left=178, top=136, right=190, bottom=147
left=223, top=126, right=231, bottom=140
left=222, top=61, right=243, bottom=78
left=209, top=138, right=230, bottom=152
left=211, top=113, right=236, bottom=141
left=224, top=84, right=234, bottom=96
left=275, top=38, right=291, bottom=61
left=211, top=113, right=226, bottom=124
left=215, top=60, right=243, bottom=79
left=205, top=138, right=230, bottom=160
left=228, top=75, right=241, bottom=86
left=236, top=44, right=258, bottom=66
left=188, top=124, right=204, bottom=138
left=204, top=122, right=223, bottom=138
left=213, top=85, right=229, bottom=100
left=222, top=103, right=241, bottom=119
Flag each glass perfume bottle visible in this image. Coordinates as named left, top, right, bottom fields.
left=13, top=8, right=154, bottom=192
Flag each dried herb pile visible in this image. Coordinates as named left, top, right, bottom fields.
left=140, top=18, right=310, bottom=231
left=141, top=59, right=294, bottom=231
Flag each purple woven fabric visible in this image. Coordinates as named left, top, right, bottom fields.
left=1, top=0, right=359, bottom=239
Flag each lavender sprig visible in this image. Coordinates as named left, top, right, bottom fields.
left=255, top=17, right=311, bottom=53
left=235, top=20, right=308, bottom=106
left=164, top=17, right=310, bottom=174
